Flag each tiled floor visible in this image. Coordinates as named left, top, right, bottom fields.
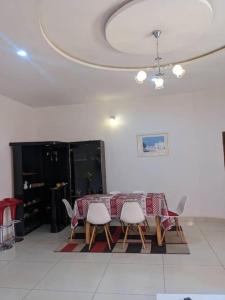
left=0, top=219, right=225, bottom=299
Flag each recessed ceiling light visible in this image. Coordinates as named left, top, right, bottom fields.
left=17, top=50, right=28, bottom=57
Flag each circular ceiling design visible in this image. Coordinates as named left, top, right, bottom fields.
left=105, top=0, right=213, bottom=55
left=39, top=0, right=225, bottom=71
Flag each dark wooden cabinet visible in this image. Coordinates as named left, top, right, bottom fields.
left=10, top=142, right=70, bottom=235
left=10, top=140, right=107, bottom=234
left=70, top=140, right=107, bottom=202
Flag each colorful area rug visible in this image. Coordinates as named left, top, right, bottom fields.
left=55, top=226, right=190, bottom=254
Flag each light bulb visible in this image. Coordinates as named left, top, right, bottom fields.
left=172, top=64, right=186, bottom=78
left=135, top=70, right=147, bottom=84
left=152, top=76, right=164, bottom=90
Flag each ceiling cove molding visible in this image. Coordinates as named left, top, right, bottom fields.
left=39, top=0, right=225, bottom=72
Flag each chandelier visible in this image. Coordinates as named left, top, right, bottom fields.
left=135, top=30, right=186, bottom=89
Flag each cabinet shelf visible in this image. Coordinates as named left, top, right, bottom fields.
left=24, top=199, right=42, bottom=208
left=22, top=172, right=38, bottom=176
left=24, top=209, right=41, bottom=220
left=23, top=182, right=45, bottom=190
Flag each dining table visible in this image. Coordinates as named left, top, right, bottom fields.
left=72, top=192, right=173, bottom=246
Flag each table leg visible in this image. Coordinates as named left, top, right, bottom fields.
left=155, top=216, right=162, bottom=246
left=85, top=221, right=91, bottom=244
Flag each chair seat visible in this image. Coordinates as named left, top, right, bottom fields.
left=167, top=210, right=178, bottom=217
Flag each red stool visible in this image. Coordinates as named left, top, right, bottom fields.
left=0, top=198, right=23, bottom=250
left=3, top=198, right=23, bottom=221
left=0, top=201, right=8, bottom=225
left=0, top=201, right=11, bottom=249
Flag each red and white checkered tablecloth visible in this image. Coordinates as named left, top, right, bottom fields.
left=72, top=193, right=173, bottom=230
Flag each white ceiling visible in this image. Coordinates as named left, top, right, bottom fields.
left=0, top=0, right=225, bottom=107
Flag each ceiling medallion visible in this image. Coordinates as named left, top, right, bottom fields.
left=135, top=30, right=186, bottom=89
left=39, top=0, right=225, bottom=78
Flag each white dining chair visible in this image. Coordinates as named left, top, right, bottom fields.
left=62, top=199, right=76, bottom=241
left=87, top=202, right=113, bottom=250
left=120, top=202, right=146, bottom=249
left=109, top=191, right=121, bottom=195
left=162, top=195, right=187, bottom=242
left=132, top=191, right=149, bottom=229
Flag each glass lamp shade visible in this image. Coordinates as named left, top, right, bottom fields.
left=152, top=76, right=164, bottom=89
left=135, top=70, right=147, bottom=84
left=172, top=64, right=186, bottom=78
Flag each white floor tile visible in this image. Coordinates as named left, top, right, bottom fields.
left=1, top=220, right=225, bottom=296
left=0, top=261, right=55, bottom=289
left=163, top=252, right=220, bottom=266
left=97, top=263, right=164, bottom=295
left=11, top=245, right=65, bottom=262
left=61, top=252, right=112, bottom=263
left=23, top=290, right=93, bottom=300
left=157, top=294, right=225, bottom=300
left=110, top=253, right=163, bottom=265
left=36, top=261, right=107, bottom=292
left=197, top=221, right=225, bottom=232
left=93, top=293, right=156, bottom=300
left=0, top=260, right=8, bottom=269
left=0, top=288, right=29, bottom=300
left=163, top=241, right=220, bottom=266
left=0, top=247, right=16, bottom=261
left=209, top=246, right=225, bottom=265
left=164, top=265, right=225, bottom=293
left=203, top=231, right=225, bottom=265
left=181, top=227, right=206, bottom=245
left=204, top=231, right=225, bottom=245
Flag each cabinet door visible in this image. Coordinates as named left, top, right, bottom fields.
left=70, top=141, right=105, bottom=197
left=43, top=144, right=70, bottom=187
left=11, top=145, right=23, bottom=198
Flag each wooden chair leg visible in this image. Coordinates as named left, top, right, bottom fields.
left=106, top=224, right=113, bottom=243
left=137, top=224, right=146, bottom=249
left=175, top=218, right=179, bottom=236
left=120, top=221, right=125, bottom=233
left=155, top=216, right=163, bottom=246
left=140, top=224, right=146, bottom=242
left=70, top=228, right=75, bottom=241
left=89, top=225, right=96, bottom=250
left=93, top=225, right=98, bottom=243
left=85, top=221, right=91, bottom=245
left=144, top=217, right=150, bottom=231
left=178, top=224, right=185, bottom=242
left=104, top=225, right=111, bottom=250
left=161, top=230, right=166, bottom=244
left=123, top=224, right=130, bottom=248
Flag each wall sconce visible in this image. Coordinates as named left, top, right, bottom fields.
left=109, top=115, right=117, bottom=127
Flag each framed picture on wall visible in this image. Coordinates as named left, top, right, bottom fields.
left=137, top=132, right=169, bottom=157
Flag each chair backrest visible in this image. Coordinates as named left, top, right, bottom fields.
left=120, top=201, right=145, bottom=224
left=176, top=196, right=187, bottom=215
left=87, top=202, right=111, bottom=225
left=62, top=199, right=73, bottom=219
left=132, top=191, right=145, bottom=194
left=109, top=191, right=121, bottom=195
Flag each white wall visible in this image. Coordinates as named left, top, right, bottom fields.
left=34, top=90, right=225, bottom=218
left=1, top=90, right=224, bottom=218
left=0, top=94, right=36, bottom=199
